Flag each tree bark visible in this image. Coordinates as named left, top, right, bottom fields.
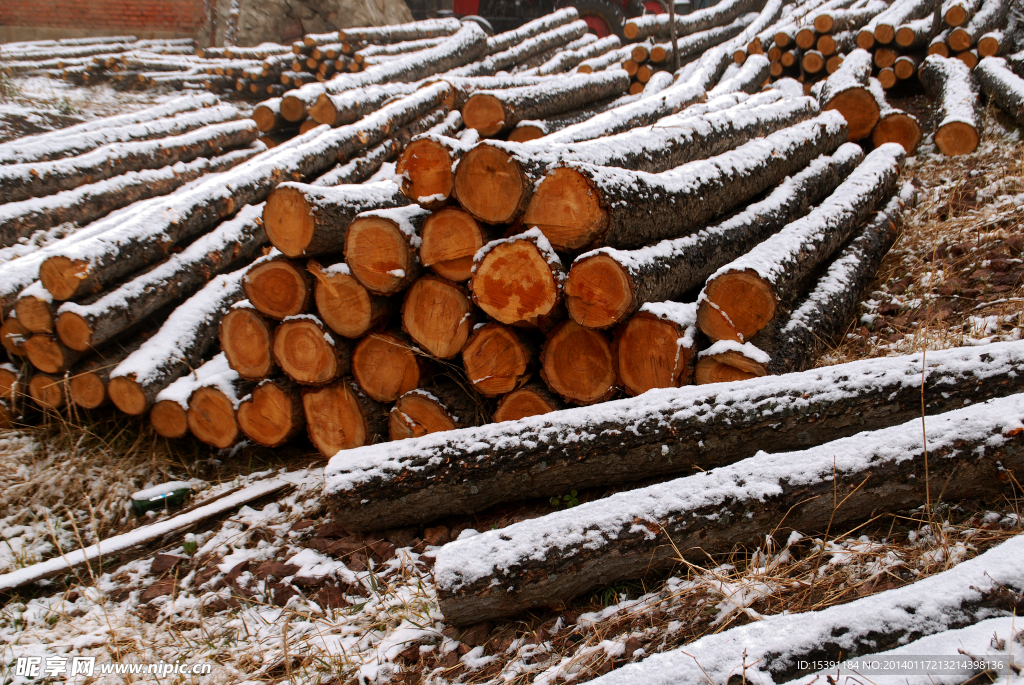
left=624, top=0, right=761, bottom=41
left=462, top=323, right=537, bottom=397
left=389, top=378, right=483, bottom=440
left=323, top=340, right=1024, bottom=532
left=492, top=381, right=564, bottom=423
left=401, top=275, right=476, bottom=359
left=220, top=301, right=276, bottom=380
left=817, top=48, right=879, bottom=140
left=540, top=320, right=617, bottom=405
left=433, top=394, right=1024, bottom=625
left=919, top=54, right=981, bottom=155
left=616, top=302, right=697, bottom=396
left=697, top=144, right=904, bottom=344
left=339, top=17, right=462, bottom=44
left=1, top=315, right=29, bottom=359
left=237, top=377, right=305, bottom=448
left=351, top=330, right=428, bottom=403
left=272, top=314, right=353, bottom=386
left=814, top=1, right=888, bottom=33
left=975, top=56, right=1024, bottom=125
left=303, top=378, right=388, bottom=457
left=345, top=205, right=430, bottom=295
left=470, top=229, right=566, bottom=328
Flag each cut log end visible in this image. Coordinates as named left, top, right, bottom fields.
left=68, top=371, right=106, bottom=409
left=188, top=386, right=240, bottom=448
left=420, top=208, right=486, bottom=282
left=462, top=323, right=532, bottom=397
left=29, top=374, right=64, bottom=410
left=220, top=308, right=275, bottom=379
left=695, top=350, right=768, bottom=384
left=389, top=391, right=458, bottom=440
left=454, top=144, right=528, bottom=225
left=263, top=186, right=317, bottom=259
left=471, top=240, right=559, bottom=327
left=564, top=254, right=633, bottom=329
left=108, top=376, right=148, bottom=415
left=617, top=313, right=694, bottom=396
left=856, top=29, right=875, bottom=50
left=151, top=399, right=189, bottom=438
left=947, top=28, right=972, bottom=52
left=522, top=167, right=607, bottom=252
left=345, top=216, right=416, bottom=294
left=15, top=297, right=54, bottom=335
left=237, top=381, right=303, bottom=447
left=252, top=105, right=279, bottom=132
left=874, top=113, right=922, bottom=153
left=493, top=385, right=559, bottom=422
left=540, top=321, right=617, bottom=405
left=39, top=256, right=89, bottom=301
left=977, top=35, right=1000, bottom=57
left=397, top=138, right=455, bottom=207
left=507, top=125, right=544, bottom=143
left=351, top=332, right=422, bottom=402
left=279, top=95, right=307, bottom=123
left=303, top=382, right=371, bottom=456
left=814, top=15, right=835, bottom=33
left=873, top=24, right=896, bottom=45
left=55, top=311, right=92, bottom=352
left=944, top=5, right=969, bottom=27
left=24, top=335, right=73, bottom=375
left=462, top=93, right=507, bottom=136
left=824, top=88, right=880, bottom=141
left=244, top=257, right=310, bottom=319
left=273, top=319, right=343, bottom=385
left=402, top=276, right=473, bottom=359
left=311, top=265, right=379, bottom=339
left=698, top=270, right=777, bottom=343
left=935, top=121, right=979, bottom=156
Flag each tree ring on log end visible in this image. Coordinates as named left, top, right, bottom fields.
left=565, top=254, right=634, bottom=329
left=151, top=400, right=189, bottom=438
left=493, top=387, right=558, bottom=422
left=279, top=95, right=306, bottom=123
left=312, top=268, right=376, bottom=339
left=39, top=256, right=89, bottom=302
left=873, top=24, right=896, bottom=45
left=29, top=375, right=64, bottom=410
left=507, top=125, right=544, bottom=143
left=454, top=144, right=527, bottom=225
left=238, top=382, right=297, bottom=447
left=15, top=297, right=54, bottom=334
left=0, top=317, right=28, bottom=357
left=540, top=321, right=617, bottom=405
left=244, top=258, right=310, bottom=319
left=402, top=277, right=472, bottom=359
left=264, top=187, right=317, bottom=258
left=345, top=217, right=414, bottom=294
left=69, top=372, right=106, bottom=409
left=462, top=93, right=507, bottom=137
left=273, top=320, right=340, bottom=385
left=24, top=336, right=68, bottom=374
left=522, top=167, right=607, bottom=251
left=873, top=114, right=922, bottom=154
left=389, top=392, right=457, bottom=440
left=188, top=387, right=239, bottom=448
left=944, top=5, right=969, bottom=27
left=55, top=312, right=93, bottom=352
left=221, top=309, right=275, bottom=379
left=695, top=350, right=768, bottom=385
left=617, top=315, right=691, bottom=396
left=302, top=382, right=369, bottom=455
left=352, top=333, right=421, bottom=402
left=824, top=90, right=880, bottom=141
left=109, top=376, right=148, bottom=415
left=397, top=139, right=454, bottom=207
left=462, top=323, right=532, bottom=396
left=934, top=121, right=979, bottom=157
left=471, top=240, right=558, bottom=327
left=420, top=208, right=486, bottom=282
left=698, top=270, right=777, bottom=343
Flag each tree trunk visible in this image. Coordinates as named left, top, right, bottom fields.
left=345, top=205, right=430, bottom=294
left=351, top=330, right=428, bottom=403
left=389, top=378, right=482, bottom=440
left=919, top=54, right=981, bottom=155
left=24, top=334, right=84, bottom=374
left=188, top=377, right=254, bottom=449
left=419, top=207, right=497, bottom=282
left=401, top=275, right=476, bottom=359
left=955, top=48, right=980, bottom=68
left=577, top=45, right=633, bottom=73
left=28, top=373, right=64, bottom=410
left=308, top=260, right=395, bottom=340
left=303, top=378, right=388, bottom=457
left=868, top=77, right=923, bottom=152
left=492, top=381, right=564, bottom=423
left=895, top=16, right=937, bottom=48
left=66, top=330, right=154, bottom=409
left=661, top=12, right=760, bottom=64
left=525, top=113, right=848, bottom=251
left=446, top=21, right=588, bottom=79
left=1, top=315, right=28, bottom=359
left=694, top=340, right=769, bottom=383
left=929, top=27, right=953, bottom=54
left=323, top=340, right=1024, bottom=532
left=308, top=82, right=418, bottom=127
left=150, top=352, right=229, bottom=439
left=395, top=132, right=478, bottom=210
left=893, top=53, right=921, bottom=79
left=433, top=394, right=1024, bottom=625
left=252, top=97, right=295, bottom=133
left=237, top=377, right=305, bottom=448
left=220, top=302, right=276, bottom=380
left=242, top=250, right=313, bottom=320
left=802, top=49, right=827, bottom=73
left=616, top=302, right=697, bottom=396
left=540, top=320, right=617, bottom=405
left=462, top=323, right=537, bottom=397
left=107, top=267, right=244, bottom=416
left=55, top=204, right=266, bottom=353
left=483, top=8, right=580, bottom=55
left=871, top=0, right=936, bottom=44
left=975, top=56, right=1024, bottom=125
left=272, top=314, right=353, bottom=386
left=942, top=0, right=982, bottom=27
left=977, top=29, right=1006, bottom=56
left=14, top=282, right=55, bottom=335
left=470, top=229, right=565, bottom=328
left=624, top=0, right=761, bottom=41
left=339, top=17, right=462, bottom=44
left=263, top=181, right=410, bottom=259
left=697, top=144, right=904, bottom=344
left=814, top=1, right=887, bottom=33
left=817, top=48, right=879, bottom=140
left=533, top=35, right=621, bottom=76
left=0, top=119, right=259, bottom=204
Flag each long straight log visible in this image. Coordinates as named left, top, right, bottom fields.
left=532, top=35, right=621, bottom=75
left=813, top=0, right=887, bottom=33
left=339, top=18, right=461, bottom=44
left=433, top=392, right=1024, bottom=624
left=975, top=57, right=1024, bottom=124
left=919, top=54, right=981, bottom=155
left=482, top=9, right=580, bottom=55
left=624, top=0, right=761, bottom=41
left=308, top=82, right=418, bottom=127
left=942, top=0, right=982, bottom=26
left=895, top=16, right=939, bottom=48
left=861, top=0, right=935, bottom=46
left=219, top=301, right=276, bottom=380
left=565, top=143, right=866, bottom=330
left=445, top=21, right=588, bottom=79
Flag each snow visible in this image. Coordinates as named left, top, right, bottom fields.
left=820, top=48, right=873, bottom=102
left=699, top=339, right=771, bottom=363
left=450, top=21, right=588, bottom=78
left=154, top=353, right=241, bottom=410
left=132, top=481, right=192, bottom=501
left=707, top=54, right=770, bottom=98
left=976, top=57, right=1024, bottom=121
left=473, top=227, right=564, bottom=282
left=484, top=8, right=579, bottom=55
left=640, top=301, right=698, bottom=349
left=354, top=204, right=430, bottom=249
left=923, top=55, right=980, bottom=127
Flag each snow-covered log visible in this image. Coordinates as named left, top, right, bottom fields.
left=895, top=15, right=940, bottom=48
left=186, top=359, right=254, bottom=449
left=697, top=144, right=904, bottom=344
left=481, top=8, right=580, bottom=55
left=975, top=56, right=1024, bottom=124
left=859, top=0, right=936, bottom=47
left=978, top=29, right=1009, bottom=56
left=338, top=18, right=462, bottom=44
left=653, top=12, right=758, bottom=64
left=344, top=205, right=429, bottom=295
left=434, top=392, right=1024, bottom=624
left=706, top=54, right=770, bottom=96
left=241, top=251, right=312, bottom=320
left=0, top=119, right=259, bottom=204
left=943, top=0, right=982, bottom=26
left=624, top=0, right=761, bottom=41
left=816, top=48, right=879, bottom=139
left=150, top=353, right=232, bottom=439
left=308, top=82, right=418, bottom=126
left=564, top=143, right=864, bottom=329
left=531, top=35, right=621, bottom=75
left=107, top=267, right=245, bottom=415
left=919, top=54, right=982, bottom=155
left=324, top=340, right=1024, bottom=531
left=444, top=20, right=589, bottom=79
left=66, top=334, right=151, bottom=409
left=949, top=0, right=1007, bottom=48
left=814, top=0, right=888, bottom=33
left=353, top=36, right=446, bottom=63
left=867, top=77, right=923, bottom=152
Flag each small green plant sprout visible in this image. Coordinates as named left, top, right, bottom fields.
left=182, top=533, right=198, bottom=556
left=550, top=490, right=579, bottom=509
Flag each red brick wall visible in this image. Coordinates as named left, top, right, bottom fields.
left=0, top=0, right=207, bottom=34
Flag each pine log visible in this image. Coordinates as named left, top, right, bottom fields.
left=816, top=48, right=879, bottom=140
left=795, top=27, right=818, bottom=50
left=874, top=0, right=936, bottom=44
left=401, top=275, right=475, bottom=359
left=308, top=260, right=394, bottom=340
left=0, top=363, right=20, bottom=405
left=533, top=35, right=621, bottom=76
left=895, top=16, right=939, bottom=48
left=707, top=54, right=771, bottom=95
left=616, top=302, right=697, bottom=396
left=817, top=30, right=857, bottom=55
left=394, top=131, right=478, bottom=210
left=658, top=13, right=760, bottom=65
left=351, top=330, right=427, bottom=403
left=345, top=205, right=430, bottom=295
left=150, top=352, right=228, bottom=439
left=957, top=48, right=980, bottom=68
left=868, top=77, right=923, bottom=152
left=237, top=377, right=305, bottom=448
left=0, top=316, right=28, bottom=359
left=505, top=86, right=658, bottom=143
left=802, top=49, right=827, bottom=73
left=942, top=0, right=982, bottom=27
left=0, top=120, right=259, bottom=204
left=893, top=53, right=921, bottom=78
left=419, top=207, right=496, bottom=282
left=624, top=0, right=761, bottom=41
left=14, top=282, right=56, bottom=335
left=28, top=373, right=64, bottom=410
left=64, top=330, right=150, bottom=410
left=303, top=378, right=388, bottom=457
left=919, top=54, right=981, bottom=155
left=389, top=379, right=481, bottom=440
left=188, top=373, right=254, bottom=449
left=242, top=250, right=313, bottom=320
left=492, top=381, right=564, bottom=423
left=353, top=36, right=446, bottom=62
left=977, top=29, right=1007, bottom=56
left=252, top=98, right=293, bottom=133
left=107, top=267, right=244, bottom=416
left=462, top=323, right=537, bottom=397
left=445, top=21, right=588, bottom=79
left=323, top=340, right=1024, bottom=532
left=577, top=45, right=634, bottom=73
left=697, top=144, right=904, bottom=344
left=540, top=320, right=617, bottom=405
left=524, top=112, right=848, bottom=251
left=814, top=0, right=888, bottom=33
left=272, top=314, right=353, bottom=386
left=694, top=340, right=769, bottom=383
left=308, top=82, right=418, bottom=127
left=219, top=301, right=276, bottom=380
left=558, top=151, right=866, bottom=330
left=55, top=204, right=266, bottom=353
left=470, top=229, right=565, bottom=328
left=24, top=335, right=83, bottom=375
left=339, top=18, right=461, bottom=44
left=929, top=28, right=953, bottom=54
left=432, top=393, right=1024, bottom=624
left=975, top=56, right=1024, bottom=125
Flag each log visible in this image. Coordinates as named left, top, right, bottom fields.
left=432, top=392, right=1024, bottom=624
left=0, top=316, right=28, bottom=358
left=893, top=53, right=921, bottom=78
left=694, top=340, right=769, bottom=383
left=0, top=119, right=259, bottom=204
left=54, top=204, right=266, bottom=352
left=533, top=35, right=621, bottom=76
left=955, top=48, right=980, bottom=68
left=351, top=330, right=427, bottom=403
left=802, top=49, right=826, bottom=73
left=813, top=0, right=888, bottom=33
left=345, top=205, right=430, bottom=295
left=308, top=260, right=394, bottom=341
left=0, top=363, right=20, bottom=405
left=942, top=0, right=982, bottom=27
left=353, top=36, right=446, bottom=62
left=66, top=332, right=151, bottom=410
left=577, top=45, right=634, bottom=73
left=462, top=323, right=537, bottom=397
left=14, top=281, right=56, bottom=335
left=389, top=379, right=481, bottom=440
left=107, top=267, right=245, bottom=415
left=418, top=207, right=495, bottom=282
left=303, top=378, right=388, bottom=457
left=523, top=112, right=848, bottom=251
left=470, top=228, right=565, bottom=328
left=461, top=71, right=631, bottom=136
left=338, top=18, right=461, bottom=44
left=948, top=0, right=1006, bottom=50
left=795, top=27, right=817, bottom=50
left=874, top=0, right=936, bottom=44
left=482, top=9, right=580, bottom=55
left=150, top=353, right=229, bottom=439
left=929, top=28, right=953, bottom=54
left=28, top=373, right=64, bottom=410
left=868, top=77, right=923, bottom=152
left=696, top=144, right=904, bottom=343
left=242, top=251, right=313, bottom=320
left=616, top=302, right=697, bottom=396
left=24, top=334, right=84, bottom=374
left=624, top=0, right=761, bottom=41
left=401, top=275, right=475, bottom=359
left=446, top=21, right=588, bottom=79
left=188, top=371, right=253, bottom=449
left=975, top=56, right=1024, bottom=125
left=659, top=13, right=761, bottom=65
left=237, top=377, right=305, bottom=448
left=308, top=82, right=418, bottom=127
left=272, top=314, right=353, bottom=386
left=707, top=54, right=771, bottom=95
left=816, top=48, right=879, bottom=140
left=322, top=339, right=1024, bottom=532
left=395, top=130, right=478, bottom=210
left=252, top=98, right=292, bottom=133
left=540, top=320, right=617, bottom=405
left=977, top=29, right=1007, bottom=56
left=919, top=54, right=981, bottom=156
left=761, top=184, right=914, bottom=375
left=895, top=16, right=939, bottom=48
left=492, top=382, right=564, bottom=423
left=219, top=301, right=276, bottom=380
